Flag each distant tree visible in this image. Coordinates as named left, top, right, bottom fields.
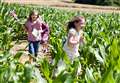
left=113, top=0, right=120, bottom=6
left=74, top=0, right=120, bottom=6
left=75, top=0, right=96, bottom=4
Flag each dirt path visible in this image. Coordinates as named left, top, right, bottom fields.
left=10, top=40, right=51, bottom=64
left=3, top=0, right=120, bottom=13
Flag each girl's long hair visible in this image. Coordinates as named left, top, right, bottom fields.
left=67, top=16, right=85, bottom=32
left=67, top=21, right=75, bottom=32
left=27, top=10, right=39, bottom=22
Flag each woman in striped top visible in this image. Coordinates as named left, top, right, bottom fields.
left=25, top=10, right=49, bottom=62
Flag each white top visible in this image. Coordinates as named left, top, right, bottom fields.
left=63, top=28, right=83, bottom=60
left=32, top=28, right=43, bottom=41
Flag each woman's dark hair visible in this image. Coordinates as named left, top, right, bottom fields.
left=67, top=16, right=85, bottom=32
left=67, top=21, right=75, bottom=32
left=28, top=10, right=39, bottom=22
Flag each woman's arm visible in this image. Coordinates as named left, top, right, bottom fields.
left=24, top=22, right=32, bottom=33
left=68, top=33, right=79, bottom=45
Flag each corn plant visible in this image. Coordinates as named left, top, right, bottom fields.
left=0, top=2, right=120, bottom=83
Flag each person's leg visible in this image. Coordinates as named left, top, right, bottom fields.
left=29, top=41, right=35, bottom=63
left=74, top=52, right=81, bottom=76
left=53, top=59, right=66, bottom=77
left=77, top=62, right=81, bottom=76
left=33, top=41, right=40, bottom=57
left=29, top=42, right=35, bottom=54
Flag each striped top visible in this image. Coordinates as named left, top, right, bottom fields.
left=25, top=18, right=49, bottom=43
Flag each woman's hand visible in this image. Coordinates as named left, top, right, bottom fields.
left=69, top=36, right=79, bottom=44
left=68, top=33, right=79, bottom=47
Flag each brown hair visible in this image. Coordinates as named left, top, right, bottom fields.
left=28, top=10, right=39, bottom=22
left=67, top=21, right=75, bottom=32
left=67, top=16, right=85, bottom=32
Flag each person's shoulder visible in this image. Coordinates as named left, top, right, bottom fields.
left=69, top=28, right=76, bottom=35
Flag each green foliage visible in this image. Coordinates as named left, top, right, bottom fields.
left=0, top=2, right=120, bottom=83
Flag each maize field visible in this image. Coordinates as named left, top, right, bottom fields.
left=0, top=2, right=120, bottom=83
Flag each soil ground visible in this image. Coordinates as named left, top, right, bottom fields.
left=3, top=0, right=120, bottom=13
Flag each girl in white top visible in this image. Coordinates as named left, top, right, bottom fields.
left=54, top=16, right=85, bottom=77
left=63, top=16, right=85, bottom=62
